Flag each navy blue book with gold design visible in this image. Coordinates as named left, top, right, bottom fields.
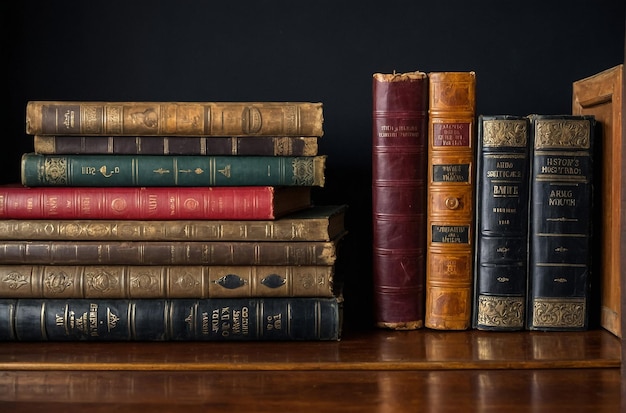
left=526, top=114, right=595, bottom=331
left=0, top=297, right=342, bottom=341
left=473, top=115, right=530, bottom=331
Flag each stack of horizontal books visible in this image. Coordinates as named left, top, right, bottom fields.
left=0, top=101, right=345, bottom=341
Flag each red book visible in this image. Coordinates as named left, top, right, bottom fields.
left=0, top=185, right=311, bottom=220
left=372, top=71, right=428, bottom=330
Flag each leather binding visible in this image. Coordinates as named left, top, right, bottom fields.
left=0, top=185, right=312, bottom=220
left=0, top=297, right=343, bottom=341
left=0, top=233, right=346, bottom=266
left=33, top=135, right=319, bottom=156
left=20, top=153, right=326, bottom=187
left=425, top=72, right=476, bottom=330
left=372, top=71, right=428, bottom=330
left=0, top=265, right=337, bottom=298
left=526, top=114, right=595, bottom=331
left=0, top=204, right=347, bottom=241
left=472, top=115, right=530, bottom=330
left=25, top=101, right=324, bottom=137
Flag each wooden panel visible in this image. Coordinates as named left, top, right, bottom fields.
left=0, top=369, right=621, bottom=412
left=0, top=329, right=620, bottom=371
left=573, top=64, right=624, bottom=337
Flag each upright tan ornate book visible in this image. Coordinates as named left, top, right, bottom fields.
left=425, top=71, right=477, bottom=330
left=572, top=64, right=624, bottom=337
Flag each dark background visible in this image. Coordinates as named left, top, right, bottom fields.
left=4, top=1, right=626, bottom=329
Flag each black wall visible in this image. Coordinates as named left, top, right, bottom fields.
left=5, top=1, right=626, bottom=329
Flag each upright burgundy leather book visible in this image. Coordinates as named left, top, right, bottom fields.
left=372, top=71, right=428, bottom=330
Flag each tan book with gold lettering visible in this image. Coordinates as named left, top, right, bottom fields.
left=0, top=205, right=347, bottom=242
left=0, top=265, right=336, bottom=298
left=25, top=101, right=324, bottom=137
left=425, top=71, right=477, bottom=330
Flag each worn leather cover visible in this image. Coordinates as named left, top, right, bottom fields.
left=0, top=233, right=346, bottom=266
left=0, top=264, right=336, bottom=298
left=0, top=185, right=312, bottom=220
left=472, top=115, right=530, bottom=330
left=33, top=135, right=319, bottom=156
left=20, top=153, right=326, bottom=187
left=425, top=72, right=476, bottom=330
left=527, top=114, right=595, bottom=331
left=0, top=204, right=346, bottom=242
left=0, top=297, right=342, bottom=341
left=372, top=71, right=428, bottom=329
left=26, top=101, right=324, bottom=137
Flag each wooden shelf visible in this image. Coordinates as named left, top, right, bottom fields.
left=0, top=328, right=620, bottom=371
left=0, top=368, right=622, bottom=412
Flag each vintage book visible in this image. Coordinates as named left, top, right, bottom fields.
left=0, top=204, right=347, bottom=241
left=572, top=64, right=624, bottom=337
left=0, top=296, right=343, bottom=341
left=0, top=233, right=346, bottom=266
left=372, top=71, right=428, bottom=330
left=20, top=153, right=326, bottom=187
left=0, top=185, right=311, bottom=220
left=33, top=135, right=319, bottom=156
left=472, top=115, right=530, bottom=331
left=25, top=101, right=324, bottom=137
left=425, top=71, right=476, bottom=330
left=526, top=114, right=595, bottom=331
left=0, top=265, right=336, bottom=298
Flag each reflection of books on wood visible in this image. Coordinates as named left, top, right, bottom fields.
left=26, top=101, right=324, bottom=137
left=526, top=114, right=595, bottom=331
left=572, top=64, right=624, bottom=338
left=33, top=135, right=319, bottom=156
left=0, top=264, right=337, bottom=298
left=0, top=185, right=312, bottom=220
left=20, top=153, right=327, bottom=187
left=0, top=233, right=347, bottom=266
left=0, top=296, right=343, bottom=341
left=0, top=204, right=347, bottom=241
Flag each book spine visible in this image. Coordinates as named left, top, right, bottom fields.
left=0, top=265, right=335, bottom=298
left=0, top=238, right=344, bottom=266
left=25, top=101, right=324, bottom=137
left=33, top=136, right=319, bottom=156
left=0, top=297, right=342, bottom=341
left=20, top=154, right=326, bottom=187
left=425, top=72, right=476, bottom=330
left=0, top=186, right=311, bottom=220
left=371, top=71, right=428, bottom=330
left=526, top=114, right=595, bottom=331
left=472, top=115, right=530, bottom=331
left=0, top=204, right=345, bottom=241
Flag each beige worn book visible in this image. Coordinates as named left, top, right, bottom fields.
left=0, top=205, right=347, bottom=242
left=26, top=101, right=324, bottom=137
left=0, top=265, right=337, bottom=298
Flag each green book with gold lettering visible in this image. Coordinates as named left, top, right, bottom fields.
left=20, top=153, right=325, bottom=187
